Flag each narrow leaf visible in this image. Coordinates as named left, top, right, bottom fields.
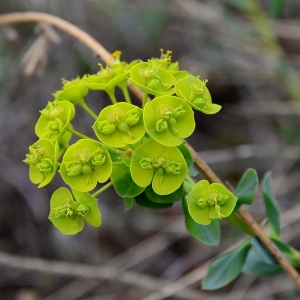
left=262, top=172, right=280, bottom=239
left=123, top=197, right=134, bottom=211
left=202, top=240, right=251, bottom=290
left=182, top=198, right=220, bottom=246
left=243, top=248, right=283, bottom=277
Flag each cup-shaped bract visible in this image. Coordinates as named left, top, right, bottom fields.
left=129, top=61, right=176, bottom=96
left=151, top=49, right=189, bottom=82
left=143, top=96, right=195, bottom=147
left=72, top=189, right=101, bottom=227
left=23, top=138, right=59, bottom=188
left=186, top=180, right=237, bottom=225
left=59, top=139, right=112, bottom=192
left=175, top=74, right=221, bottom=114
left=54, top=77, right=89, bottom=104
left=48, top=187, right=101, bottom=235
left=130, top=139, right=188, bottom=195
left=83, top=67, right=129, bottom=92
left=93, top=102, right=145, bottom=148
left=35, top=100, right=75, bottom=141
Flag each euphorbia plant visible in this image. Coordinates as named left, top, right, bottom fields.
left=22, top=46, right=300, bottom=291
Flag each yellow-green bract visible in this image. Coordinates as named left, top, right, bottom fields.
left=53, top=77, right=89, bottom=104
left=130, top=139, right=188, bottom=195
left=48, top=187, right=101, bottom=235
left=59, top=139, right=112, bottom=192
left=23, top=138, right=59, bottom=188
left=175, top=75, right=222, bottom=114
left=143, top=95, right=195, bottom=147
left=186, top=180, right=237, bottom=225
left=92, top=102, right=145, bottom=148
left=129, top=61, right=176, bottom=96
left=35, top=100, right=75, bottom=141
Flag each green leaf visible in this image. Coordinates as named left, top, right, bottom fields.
left=182, top=198, right=220, bottom=246
left=135, top=192, right=173, bottom=209
left=111, top=163, right=145, bottom=197
left=243, top=237, right=300, bottom=277
left=262, top=172, right=280, bottom=239
left=177, top=142, right=194, bottom=168
left=243, top=248, right=283, bottom=277
left=251, top=237, right=276, bottom=265
left=202, top=240, right=251, bottom=290
left=269, top=0, right=285, bottom=18
left=226, top=213, right=255, bottom=236
left=123, top=197, right=134, bottom=211
left=233, top=168, right=258, bottom=211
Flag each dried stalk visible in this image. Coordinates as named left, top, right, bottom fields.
left=0, top=11, right=299, bottom=289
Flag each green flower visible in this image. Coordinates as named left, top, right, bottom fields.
left=59, top=139, right=112, bottom=192
left=129, top=60, right=176, bottom=96
left=92, top=102, right=145, bottom=148
left=35, top=100, right=75, bottom=141
left=23, top=138, right=59, bottom=188
left=151, top=49, right=189, bottom=81
left=175, top=74, right=221, bottom=114
left=186, top=180, right=237, bottom=225
left=143, top=95, right=195, bottom=147
left=53, top=77, right=89, bottom=105
left=130, top=139, right=188, bottom=195
left=82, top=63, right=129, bottom=92
left=48, top=187, right=101, bottom=235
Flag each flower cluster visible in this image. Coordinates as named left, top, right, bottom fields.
left=24, top=49, right=234, bottom=235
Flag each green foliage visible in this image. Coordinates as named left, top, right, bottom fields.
left=202, top=240, right=251, bottom=290
left=262, top=172, right=280, bottom=239
left=243, top=237, right=300, bottom=277
left=23, top=48, right=297, bottom=291
left=182, top=198, right=220, bottom=246
left=233, top=168, right=258, bottom=211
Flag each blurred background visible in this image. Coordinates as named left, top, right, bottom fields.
left=0, top=0, right=300, bottom=299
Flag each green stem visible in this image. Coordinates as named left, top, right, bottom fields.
left=92, top=181, right=113, bottom=197
left=112, top=161, right=126, bottom=165
left=107, top=89, right=117, bottom=104
left=142, top=92, right=149, bottom=108
left=186, top=174, right=196, bottom=185
left=67, top=125, right=91, bottom=140
left=119, top=82, right=132, bottom=104
left=79, top=101, right=98, bottom=120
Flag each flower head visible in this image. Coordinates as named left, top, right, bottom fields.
left=59, top=139, right=112, bottom=192
left=48, top=187, right=101, bottom=235
left=175, top=75, right=221, bottom=114
left=186, top=180, right=237, bottom=225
